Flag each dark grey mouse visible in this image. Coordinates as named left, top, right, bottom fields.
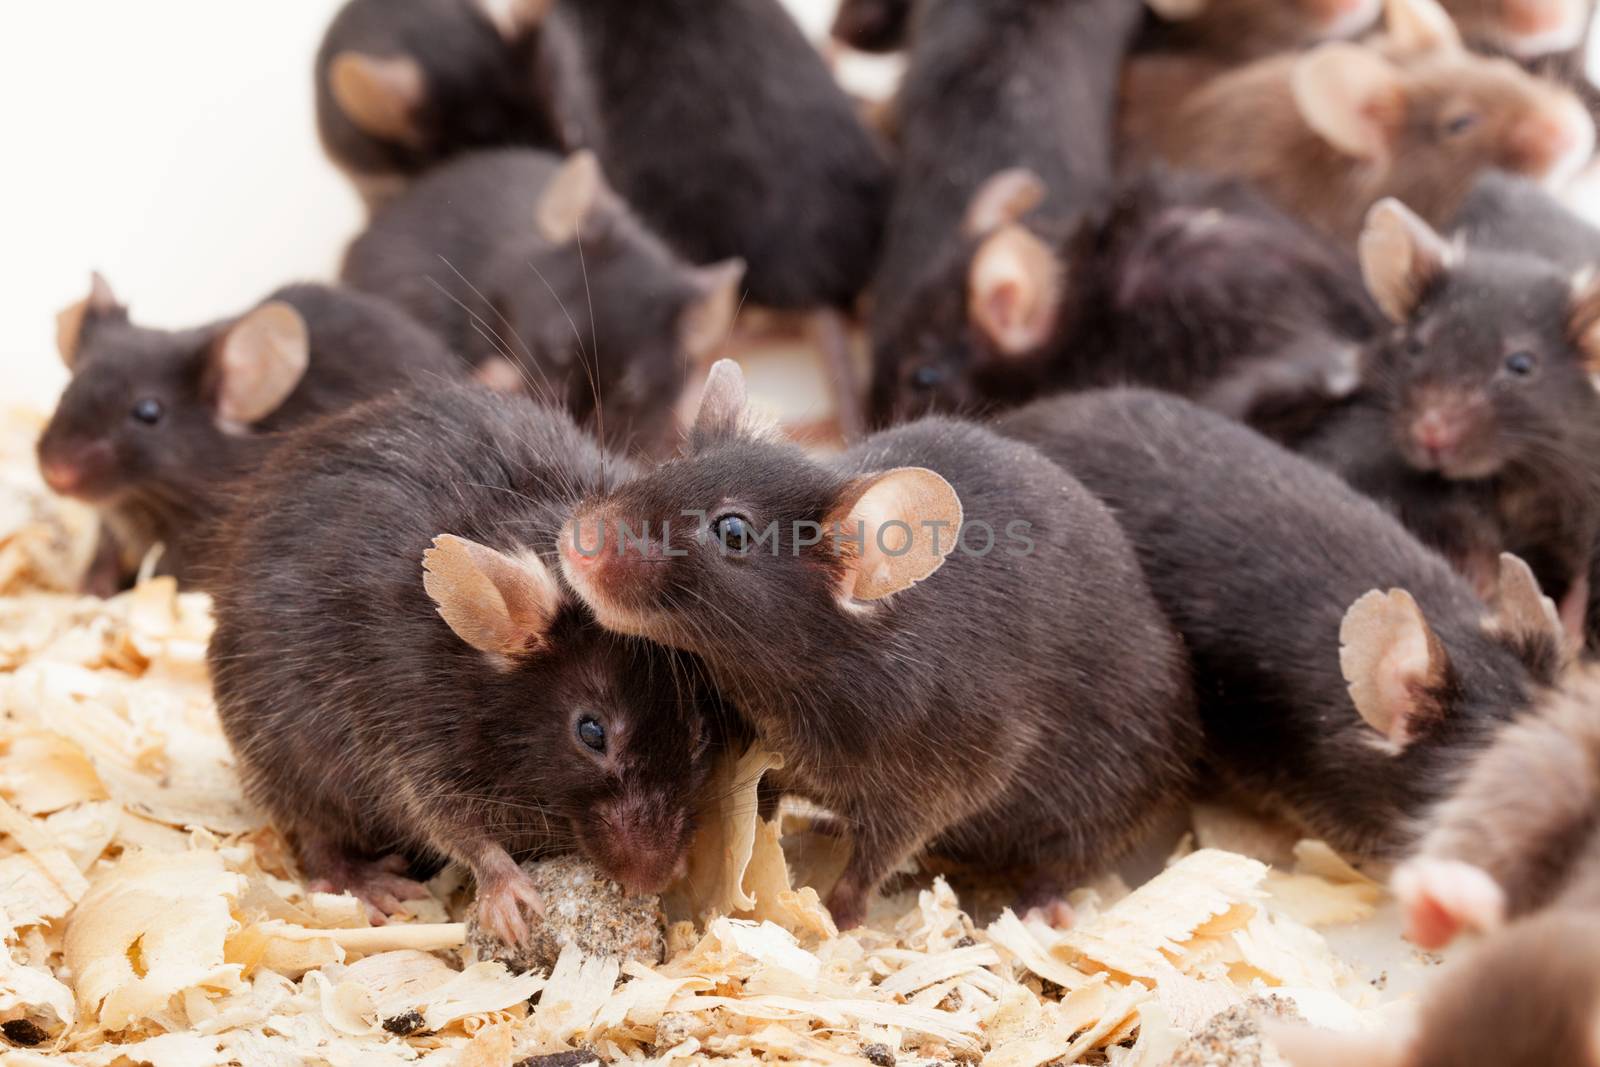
left=36, top=276, right=461, bottom=593
left=556, top=359, right=1201, bottom=929
left=556, top=0, right=890, bottom=311
left=1297, top=191, right=1600, bottom=644
left=998, top=388, right=1564, bottom=859
left=870, top=164, right=1382, bottom=425
left=314, top=0, right=585, bottom=209
left=208, top=384, right=720, bottom=946
left=870, top=0, right=1142, bottom=387
left=341, top=148, right=744, bottom=457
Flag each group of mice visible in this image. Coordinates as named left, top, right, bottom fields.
left=31, top=0, right=1600, bottom=1061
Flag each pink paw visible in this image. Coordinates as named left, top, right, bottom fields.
left=1392, top=858, right=1506, bottom=950
left=476, top=867, right=546, bottom=947
left=1024, top=899, right=1076, bottom=930
left=309, top=854, right=430, bottom=925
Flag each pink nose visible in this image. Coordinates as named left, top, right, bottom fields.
left=1514, top=113, right=1582, bottom=173
left=1412, top=410, right=1465, bottom=456
left=39, top=457, right=84, bottom=494
left=1505, top=0, right=1575, bottom=35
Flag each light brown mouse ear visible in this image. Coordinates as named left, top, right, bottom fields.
left=535, top=150, right=619, bottom=244
left=1383, top=0, right=1462, bottom=52
left=56, top=271, right=120, bottom=369
left=1265, top=1019, right=1415, bottom=1067
left=477, top=0, right=553, bottom=39
left=1340, top=588, right=1453, bottom=749
left=1567, top=267, right=1600, bottom=373
left=967, top=224, right=1064, bottom=359
left=1492, top=552, right=1565, bottom=650
left=211, top=302, right=310, bottom=427
left=824, top=467, right=963, bottom=602
left=329, top=52, right=427, bottom=147
left=690, top=358, right=749, bottom=444
left=1143, top=0, right=1209, bottom=20
left=1360, top=198, right=1453, bottom=323
left=1292, top=43, right=1404, bottom=161
left=962, top=168, right=1049, bottom=238
left=679, top=259, right=747, bottom=364
left=422, top=534, right=562, bottom=657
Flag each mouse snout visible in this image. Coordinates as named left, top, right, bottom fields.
left=1501, top=0, right=1586, bottom=54
left=37, top=440, right=114, bottom=498
left=1405, top=389, right=1492, bottom=473
left=1309, top=0, right=1381, bottom=38
left=582, top=796, right=690, bottom=897
left=559, top=508, right=672, bottom=630
left=1510, top=96, right=1595, bottom=184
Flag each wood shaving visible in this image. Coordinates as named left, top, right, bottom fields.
left=0, top=410, right=1408, bottom=1063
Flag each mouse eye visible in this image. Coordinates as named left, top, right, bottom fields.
left=711, top=513, right=751, bottom=553
left=576, top=715, right=605, bottom=752
left=910, top=364, right=945, bottom=390
left=1503, top=350, right=1538, bottom=377
left=1404, top=335, right=1427, bottom=359
left=130, top=398, right=164, bottom=426
left=1441, top=111, right=1480, bottom=137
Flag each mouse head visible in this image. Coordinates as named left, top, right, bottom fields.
left=506, top=152, right=746, bottom=454
left=872, top=169, right=1069, bottom=424
left=560, top=360, right=962, bottom=662
left=37, top=275, right=310, bottom=506
left=421, top=533, right=714, bottom=895
left=1439, top=0, right=1590, bottom=57
left=1146, top=0, right=1381, bottom=53
left=318, top=0, right=561, bottom=203
left=1271, top=911, right=1600, bottom=1067
left=1289, top=0, right=1592, bottom=197
left=1358, top=197, right=1600, bottom=479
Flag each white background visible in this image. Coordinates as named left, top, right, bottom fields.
left=0, top=0, right=842, bottom=410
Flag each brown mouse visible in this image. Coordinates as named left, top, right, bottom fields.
left=1440, top=0, right=1593, bottom=59
left=1119, top=0, right=1595, bottom=243
left=1271, top=909, right=1600, bottom=1067
left=1295, top=191, right=1600, bottom=644
left=1391, top=666, right=1600, bottom=951
left=36, top=277, right=461, bottom=593
left=557, top=360, right=1201, bottom=929
left=1137, top=0, right=1382, bottom=64
left=208, top=384, right=720, bottom=945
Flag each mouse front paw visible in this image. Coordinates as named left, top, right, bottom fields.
left=1392, top=857, right=1506, bottom=950
left=474, top=863, right=546, bottom=947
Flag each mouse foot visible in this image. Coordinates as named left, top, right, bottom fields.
left=1022, top=900, right=1077, bottom=930
left=307, top=854, right=431, bottom=924
left=1392, top=857, right=1506, bottom=950
left=473, top=855, right=546, bottom=947
left=825, top=880, right=870, bottom=931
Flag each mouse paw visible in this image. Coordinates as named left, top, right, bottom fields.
left=308, top=854, right=430, bottom=924
left=475, top=865, right=546, bottom=947
left=1023, top=900, right=1077, bottom=930
left=1392, top=857, right=1506, bottom=950
left=825, top=880, right=870, bottom=931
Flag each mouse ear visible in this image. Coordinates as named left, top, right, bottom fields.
left=55, top=271, right=121, bottom=369
left=477, top=0, right=553, bottom=39
left=824, top=467, right=963, bottom=602
left=1383, top=0, right=1462, bottom=52
left=211, top=302, right=311, bottom=428
left=1292, top=43, right=1404, bottom=161
left=690, top=358, right=749, bottom=444
left=1491, top=552, right=1565, bottom=652
left=1265, top=1019, right=1415, bottom=1067
left=1340, top=588, right=1453, bottom=749
left=535, top=150, right=619, bottom=244
left=678, top=259, right=746, bottom=365
left=967, top=224, right=1064, bottom=359
left=422, top=534, right=562, bottom=658
left=1359, top=198, right=1454, bottom=323
left=1567, top=267, right=1600, bottom=374
left=329, top=52, right=427, bottom=147
left=962, top=169, right=1049, bottom=238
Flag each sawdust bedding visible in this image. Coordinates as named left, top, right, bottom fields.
left=0, top=405, right=1412, bottom=1066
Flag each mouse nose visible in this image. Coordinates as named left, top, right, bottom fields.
left=39, top=457, right=84, bottom=494
left=1410, top=408, right=1469, bottom=462
left=1513, top=99, right=1594, bottom=181
left=37, top=441, right=112, bottom=497
left=562, top=514, right=611, bottom=574
left=1504, top=0, right=1580, bottom=38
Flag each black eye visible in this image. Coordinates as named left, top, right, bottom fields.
left=911, top=365, right=945, bottom=390
left=130, top=398, right=164, bottom=425
left=576, top=715, right=605, bottom=752
left=711, top=513, right=750, bottom=552
left=1443, top=112, right=1479, bottom=137
left=1504, top=350, right=1538, bottom=377
left=1404, top=335, right=1427, bottom=358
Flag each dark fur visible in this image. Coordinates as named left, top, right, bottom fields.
left=873, top=167, right=1382, bottom=425
left=563, top=412, right=1200, bottom=926
left=314, top=0, right=579, bottom=207
left=208, top=385, right=717, bottom=896
left=341, top=149, right=710, bottom=456
left=871, top=0, right=1141, bottom=348
left=557, top=0, right=889, bottom=309
left=998, top=389, right=1560, bottom=858
left=1299, top=185, right=1600, bottom=622
left=35, top=283, right=459, bottom=591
